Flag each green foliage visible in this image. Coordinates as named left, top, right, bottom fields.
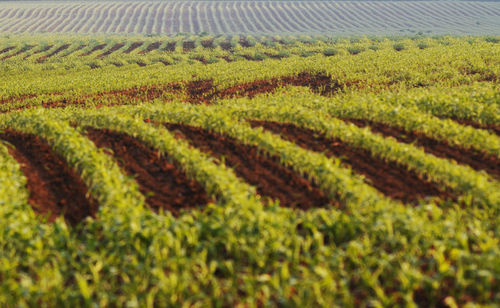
left=347, top=46, right=364, bottom=55
left=323, top=48, right=339, bottom=56
left=393, top=43, right=405, bottom=51
left=0, top=34, right=499, bottom=306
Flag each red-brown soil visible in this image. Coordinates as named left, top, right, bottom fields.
left=24, top=45, right=53, bottom=59
left=1, top=83, right=182, bottom=114
left=201, top=39, right=214, bottom=48
left=185, top=73, right=340, bottom=104
left=0, top=93, right=38, bottom=106
left=0, top=73, right=339, bottom=112
left=250, top=121, right=454, bottom=204
left=345, top=118, right=500, bottom=179
left=185, top=79, right=215, bottom=104
left=219, top=41, right=233, bottom=51
left=0, top=46, right=15, bottom=54
left=183, top=41, right=196, bottom=52
left=139, top=42, right=161, bottom=54
left=220, top=56, right=234, bottom=62
left=0, top=130, right=97, bottom=225
left=239, top=38, right=251, bottom=48
left=62, top=44, right=87, bottom=57
left=97, top=43, right=125, bottom=58
left=163, top=42, right=177, bottom=52
left=37, top=44, right=70, bottom=63
left=264, top=52, right=286, bottom=60
left=85, top=128, right=211, bottom=214
left=123, top=42, right=143, bottom=54
left=1, top=45, right=35, bottom=60
left=453, top=119, right=500, bottom=137
left=164, top=123, right=337, bottom=209
left=80, top=44, right=107, bottom=56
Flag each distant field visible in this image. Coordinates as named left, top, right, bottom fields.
left=0, top=1, right=500, bottom=35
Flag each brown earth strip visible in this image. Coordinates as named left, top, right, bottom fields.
left=201, top=39, right=214, bottom=48
left=163, top=123, right=337, bottom=209
left=0, top=46, right=15, bottom=54
left=250, top=121, right=454, bottom=204
left=139, top=42, right=161, bottom=54
left=97, top=43, right=125, bottom=58
left=62, top=44, right=87, bottom=57
left=185, top=79, right=215, bottom=104
left=0, top=130, right=97, bottom=225
left=453, top=119, right=500, bottom=136
left=80, top=44, right=107, bottom=57
left=219, top=41, right=233, bottom=51
left=163, top=42, right=177, bottom=52
left=0, top=73, right=338, bottom=111
left=37, top=44, right=70, bottom=63
left=0, top=83, right=182, bottom=113
left=24, top=45, right=53, bottom=59
left=0, top=93, right=38, bottom=106
left=239, top=38, right=251, bottom=48
left=186, top=73, right=340, bottom=104
left=123, top=42, right=143, bottom=54
left=85, top=128, right=211, bottom=214
left=1, top=45, right=35, bottom=60
left=264, top=52, right=286, bottom=60
left=183, top=41, right=196, bottom=52
left=41, top=83, right=181, bottom=109
left=344, top=118, right=500, bottom=179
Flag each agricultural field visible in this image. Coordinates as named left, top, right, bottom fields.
left=1, top=1, right=500, bottom=35
left=0, top=34, right=499, bottom=306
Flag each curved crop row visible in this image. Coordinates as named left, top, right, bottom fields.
left=0, top=112, right=145, bottom=224
left=227, top=89, right=500, bottom=157
left=67, top=110, right=263, bottom=210
left=367, top=83, right=500, bottom=126
left=206, top=99, right=500, bottom=207
left=115, top=103, right=419, bottom=211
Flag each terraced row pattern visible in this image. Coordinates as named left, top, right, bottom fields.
left=1, top=1, right=499, bottom=35
left=0, top=35, right=499, bottom=306
left=1, top=34, right=499, bottom=71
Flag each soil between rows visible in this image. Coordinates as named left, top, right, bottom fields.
left=0, top=130, right=97, bottom=225
left=37, top=44, right=70, bottom=63
left=185, top=73, right=340, bottom=104
left=250, top=121, right=454, bottom=204
left=97, top=43, right=125, bottom=58
left=164, top=123, right=337, bottom=209
left=0, top=83, right=182, bottom=113
left=344, top=118, right=500, bottom=179
left=85, top=128, right=211, bottom=214
left=453, top=119, right=500, bottom=137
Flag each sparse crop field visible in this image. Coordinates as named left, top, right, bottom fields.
left=0, top=34, right=499, bottom=306
left=0, top=1, right=500, bottom=35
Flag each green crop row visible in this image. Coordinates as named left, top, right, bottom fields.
left=203, top=98, right=500, bottom=207
left=222, top=87, right=500, bottom=157
left=0, top=112, right=146, bottom=223
left=1, top=105, right=500, bottom=306
left=1, top=36, right=499, bottom=100
left=68, top=110, right=263, bottom=211
left=0, top=34, right=499, bottom=306
left=346, top=83, right=500, bottom=126
left=1, top=104, right=500, bottom=306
